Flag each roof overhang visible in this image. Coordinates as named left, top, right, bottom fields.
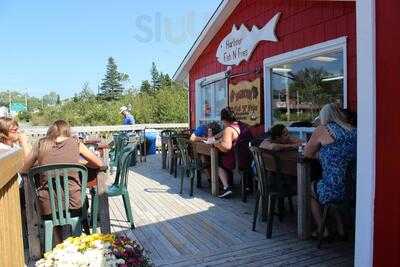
left=173, top=0, right=356, bottom=83
left=173, top=0, right=240, bottom=82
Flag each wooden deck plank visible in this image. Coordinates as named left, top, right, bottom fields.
left=132, top=170, right=263, bottom=243
left=158, top=235, right=298, bottom=267
left=127, top=175, right=226, bottom=251
left=107, top=154, right=354, bottom=267
left=130, top=179, right=222, bottom=252
left=129, top=172, right=246, bottom=246
left=109, top=195, right=163, bottom=260
left=132, top=194, right=201, bottom=256
left=112, top=194, right=182, bottom=259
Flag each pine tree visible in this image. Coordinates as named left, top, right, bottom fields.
left=99, top=57, right=124, bottom=100
left=160, top=73, right=172, bottom=88
left=140, top=80, right=152, bottom=94
left=150, top=62, right=161, bottom=91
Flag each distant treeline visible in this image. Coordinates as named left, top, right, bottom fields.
left=0, top=59, right=188, bottom=126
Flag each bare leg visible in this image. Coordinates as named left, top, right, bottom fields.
left=311, top=198, right=322, bottom=228
left=218, top=167, right=230, bottom=188
left=310, top=183, right=328, bottom=236
left=332, top=208, right=345, bottom=236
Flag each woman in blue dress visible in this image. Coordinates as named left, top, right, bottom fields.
left=304, top=103, right=357, bottom=237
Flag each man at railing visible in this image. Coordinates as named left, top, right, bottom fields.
left=120, top=106, right=135, bottom=125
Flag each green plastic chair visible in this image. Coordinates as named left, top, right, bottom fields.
left=133, top=129, right=147, bottom=163
left=176, top=138, right=202, bottom=196
left=160, top=129, right=177, bottom=169
left=109, top=133, right=129, bottom=169
left=170, top=133, right=192, bottom=178
left=92, top=146, right=137, bottom=231
left=28, top=164, right=89, bottom=252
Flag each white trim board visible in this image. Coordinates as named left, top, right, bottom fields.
left=263, top=37, right=348, bottom=130
left=354, top=0, right=376, bottom=266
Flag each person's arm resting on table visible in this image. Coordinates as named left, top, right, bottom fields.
left=259, top=139, right=298, bottom=151
left=190, top=133, right=206, bottom=142
left=79, top=143, right=103, bottom=168
left=304, top=126, right=323, bottom=159
left=190, top=126, right=207, bottom=142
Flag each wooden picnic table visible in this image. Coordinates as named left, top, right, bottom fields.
left=192, top=141, right=219, bottom=196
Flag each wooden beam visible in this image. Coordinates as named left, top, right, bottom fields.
left=0, top=149, right=25, bottom=266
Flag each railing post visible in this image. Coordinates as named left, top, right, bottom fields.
left=0, top=149, right=25, bottom=266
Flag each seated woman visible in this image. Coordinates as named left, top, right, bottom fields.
left=259, top=124, right=302, bottom=151
left=190, top=121, right=222, bottom=142
left=190, top=124, right=207, bottom=142
left=23, top=120, right=103, bottom=244
left=304, top=103, right=356, bottom=238
left=0, top=117, right=31, bottom=157
left=213, top=107, right=252, bottom=198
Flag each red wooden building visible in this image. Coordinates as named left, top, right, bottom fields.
left=174, top=0, right=400, bottom=266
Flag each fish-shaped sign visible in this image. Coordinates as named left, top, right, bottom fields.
left=216, top=13, right=281, bottom=66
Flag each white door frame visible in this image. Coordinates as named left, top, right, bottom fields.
left=355, top=0, right=376, bottom=266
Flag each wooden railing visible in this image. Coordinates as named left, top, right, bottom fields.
left=23, top=123, right=189, bottom=142
left=0, top=149, right=25, bottom=266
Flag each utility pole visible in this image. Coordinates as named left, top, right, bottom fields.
left=8, top=90, right=11, bottom=113
left=297, top=90, right=300, bottom=116
left=25, top=89, right=28, bottom=109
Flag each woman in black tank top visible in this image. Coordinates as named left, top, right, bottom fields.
left=213, top=107, right=252, bottom=198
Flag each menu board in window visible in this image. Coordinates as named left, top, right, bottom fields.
left=229, top=78, right=261, bottom=126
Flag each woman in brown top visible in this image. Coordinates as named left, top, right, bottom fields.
left=23, top=120, right=102, bottom=244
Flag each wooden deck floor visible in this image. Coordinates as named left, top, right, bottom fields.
left=108, top=154, right=354, bottom=267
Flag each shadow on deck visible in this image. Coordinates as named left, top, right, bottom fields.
left=108, top=154, right=354, bottom=267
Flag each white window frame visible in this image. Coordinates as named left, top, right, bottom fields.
left=195, top=71, right=228, bottom=127
left=263, top=36, right=348, bottom=131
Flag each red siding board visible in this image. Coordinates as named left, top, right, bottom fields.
left=333, top=2, right=344, bottom=18
left=375, top=0, right=400, bottom=266
left=189, top=0, right=356, bottom=128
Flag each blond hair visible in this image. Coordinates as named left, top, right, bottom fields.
left=0, top=117, right=19, bottom=144
left=319, top=103, right=353, bottom=131
left=38, top=120, right=71, bottom=163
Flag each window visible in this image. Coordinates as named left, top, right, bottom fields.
left=195, top=72, right=228, bottom=126
left=264, top=37, right=347, bottom=129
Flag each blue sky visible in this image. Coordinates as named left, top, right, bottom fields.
left=0, top=0, right=219, bottom=98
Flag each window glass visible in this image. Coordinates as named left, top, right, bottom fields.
left=197, top=78, right=227, bottom=126
left=270, top=50, right=344, bottom=126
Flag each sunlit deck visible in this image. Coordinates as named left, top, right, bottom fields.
left=108, top=154, right=354, bottom=267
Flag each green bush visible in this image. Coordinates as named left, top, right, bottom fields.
left=30, top=86, right=188, bottom=126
